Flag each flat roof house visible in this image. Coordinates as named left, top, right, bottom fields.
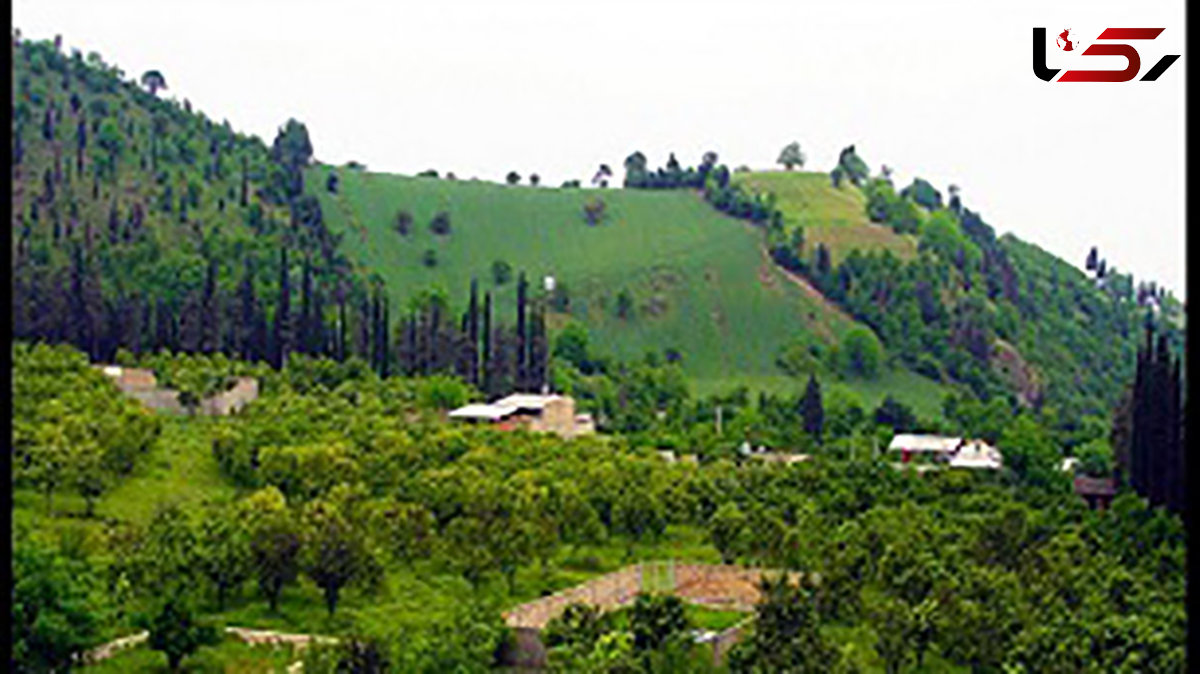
left=887, top=434, right=1002, bottom=470
left=887, top=434, right=963, bottom=463
left=449, top=393, right=595, bottom=439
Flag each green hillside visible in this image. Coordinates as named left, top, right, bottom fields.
left=10, top=30, right=1182, bottom=423
left=308, top=166, right=949, bottom=416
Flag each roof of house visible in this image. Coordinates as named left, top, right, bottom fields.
left=94, top=365, right=158, bottom=390
left=948, top=440, right=1003, bottom=469
left=493, top=393, right=565, bottom=410
left=751, top=452, right=812, bottom=464
left=448, top=403, right=519, bottom=421
left=1074, top=476, right=1116, bottom=497
left=887, top=434, right=963, bottom=453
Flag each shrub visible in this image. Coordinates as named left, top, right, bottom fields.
left=839, top=327, right=884, bottom=378
left=429, top=211, right=451, bottom=236
left=491, top=260, right=513, bottom=285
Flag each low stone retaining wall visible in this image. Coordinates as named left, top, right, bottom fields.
left=80, top=626, right=336, bottom=666
left=499, top=561, right=786, bottom=669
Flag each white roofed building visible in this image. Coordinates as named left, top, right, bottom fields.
left=948, top=440, right=1003, bottom=470
left=887, top=434, right=1002, bottom=470
left=887, top=434, right=962, bottom=464
left=448, top=393, right=594, bottom=439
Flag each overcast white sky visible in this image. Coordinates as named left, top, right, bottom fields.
left=13, top=0, right=1186, bottom=297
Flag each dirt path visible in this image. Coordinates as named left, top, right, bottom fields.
left=755, top=243, right=856, bottom=328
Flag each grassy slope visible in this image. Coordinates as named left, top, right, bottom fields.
left=309, top=167, right=950, bottom=416
left=731, top=170, right=917, bottom=265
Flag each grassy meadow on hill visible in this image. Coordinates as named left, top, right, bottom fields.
left=731, top=170, right=918, bottom=265
left=309, top=166, right=951, bottom=416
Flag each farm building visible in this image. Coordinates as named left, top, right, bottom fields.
left=448, top=393, right=595, bottom=439
left=93, top=365, right=259, bottom=416
left=887, top=434, right=962, bottom=463
left=947, top=439, right=1003, bottom=470
left=1074, top=476, right=1116, bottom=510
left=887, top=434, right=1002, bottom=470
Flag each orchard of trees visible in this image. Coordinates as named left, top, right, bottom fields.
left=11, top=338, right=1187, bottom=672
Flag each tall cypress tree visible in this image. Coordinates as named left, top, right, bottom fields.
left=529, top=300, right=548, bottom=392
left=1166, top=356, right=1183, bottom=514
left=368, top=288, right=381, bottom=374
left=201, top=257, right=220, bottom=354
left=272, top=246, right=291, bottom=369
left=154, top=297, right=171, bottom=353
left=428, top=298, right=441, bottom=374
left=299, top=255, right=313, bottom=355
left=310, top=273, right=325, bottom=356
left=380, top=294, right=390, bottom=378
left=337, top=291, right=348, bottom=362
left=801, top=374, right=824, bottom=445
left=516, top=271, right=528, bottom=390
left=356, top=290, right=370, bottom=362
left=237, top=258, right=259, bottom=361
left=482, top=291, right=493, bottom=396
left=1129, top=322, right=1186, bottom=516
left=467, top=278, right=480, bottom=386
left=240, top=154, right=248, bottom=207
left=399, top=316, right=417, bottom=376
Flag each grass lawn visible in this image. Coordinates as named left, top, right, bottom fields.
left=12, top=416, right=237, bottom=554
left=732, top=170, right=918, bottom=265
left=693, top=367, right=949, bottom=422
left=97, top=417, right=239, bottom=524
left=310, top=167, right=953, bottom=412
left=308, top=167, right=860, bottom=390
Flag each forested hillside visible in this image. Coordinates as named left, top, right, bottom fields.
left=721, top=150, right=1185, bottom=425
left=12, top=31, right=1182, bottom=432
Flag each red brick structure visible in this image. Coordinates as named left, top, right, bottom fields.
left=1074, top=476, right=1116, bottom=510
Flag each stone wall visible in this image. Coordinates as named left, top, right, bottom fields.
left=498, top=561, right=780, bottom=668
left=95, top=365, right=259, bottom=416
left=200, top=377, right=259, bottom=416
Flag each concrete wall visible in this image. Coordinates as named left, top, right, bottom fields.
left=127, top=388, right=184, bottom=414
left=201, top=377, right=259, bottom=416
left=525, top=397, right=595, bottom=439
left=96, top=365, right=259, bottom=417
left=497, top=562, right=771, bottom=669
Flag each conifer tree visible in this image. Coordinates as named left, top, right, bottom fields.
left=516, top=272, right=528, bottom=391
left=467, top=278, right=480, bottom=386
left=482, top=291, right=493, bottom=396
left=271, top=246, right=291, bottom=369
left=801, top=375, right=824, bottom=445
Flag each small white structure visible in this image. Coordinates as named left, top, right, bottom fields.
left=887, top=434, right=1002, bottom=470
left=887, top=434, right=963, bottom=463
left=448, top=393, right=594, bottom=439
left=544, top=275, right=556, bottom=292
left=948, top=440, right=1003, bottom=470
left=448, top=402, right=519, bottom=422
left=1060, top=457, right=1079, bottom=473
